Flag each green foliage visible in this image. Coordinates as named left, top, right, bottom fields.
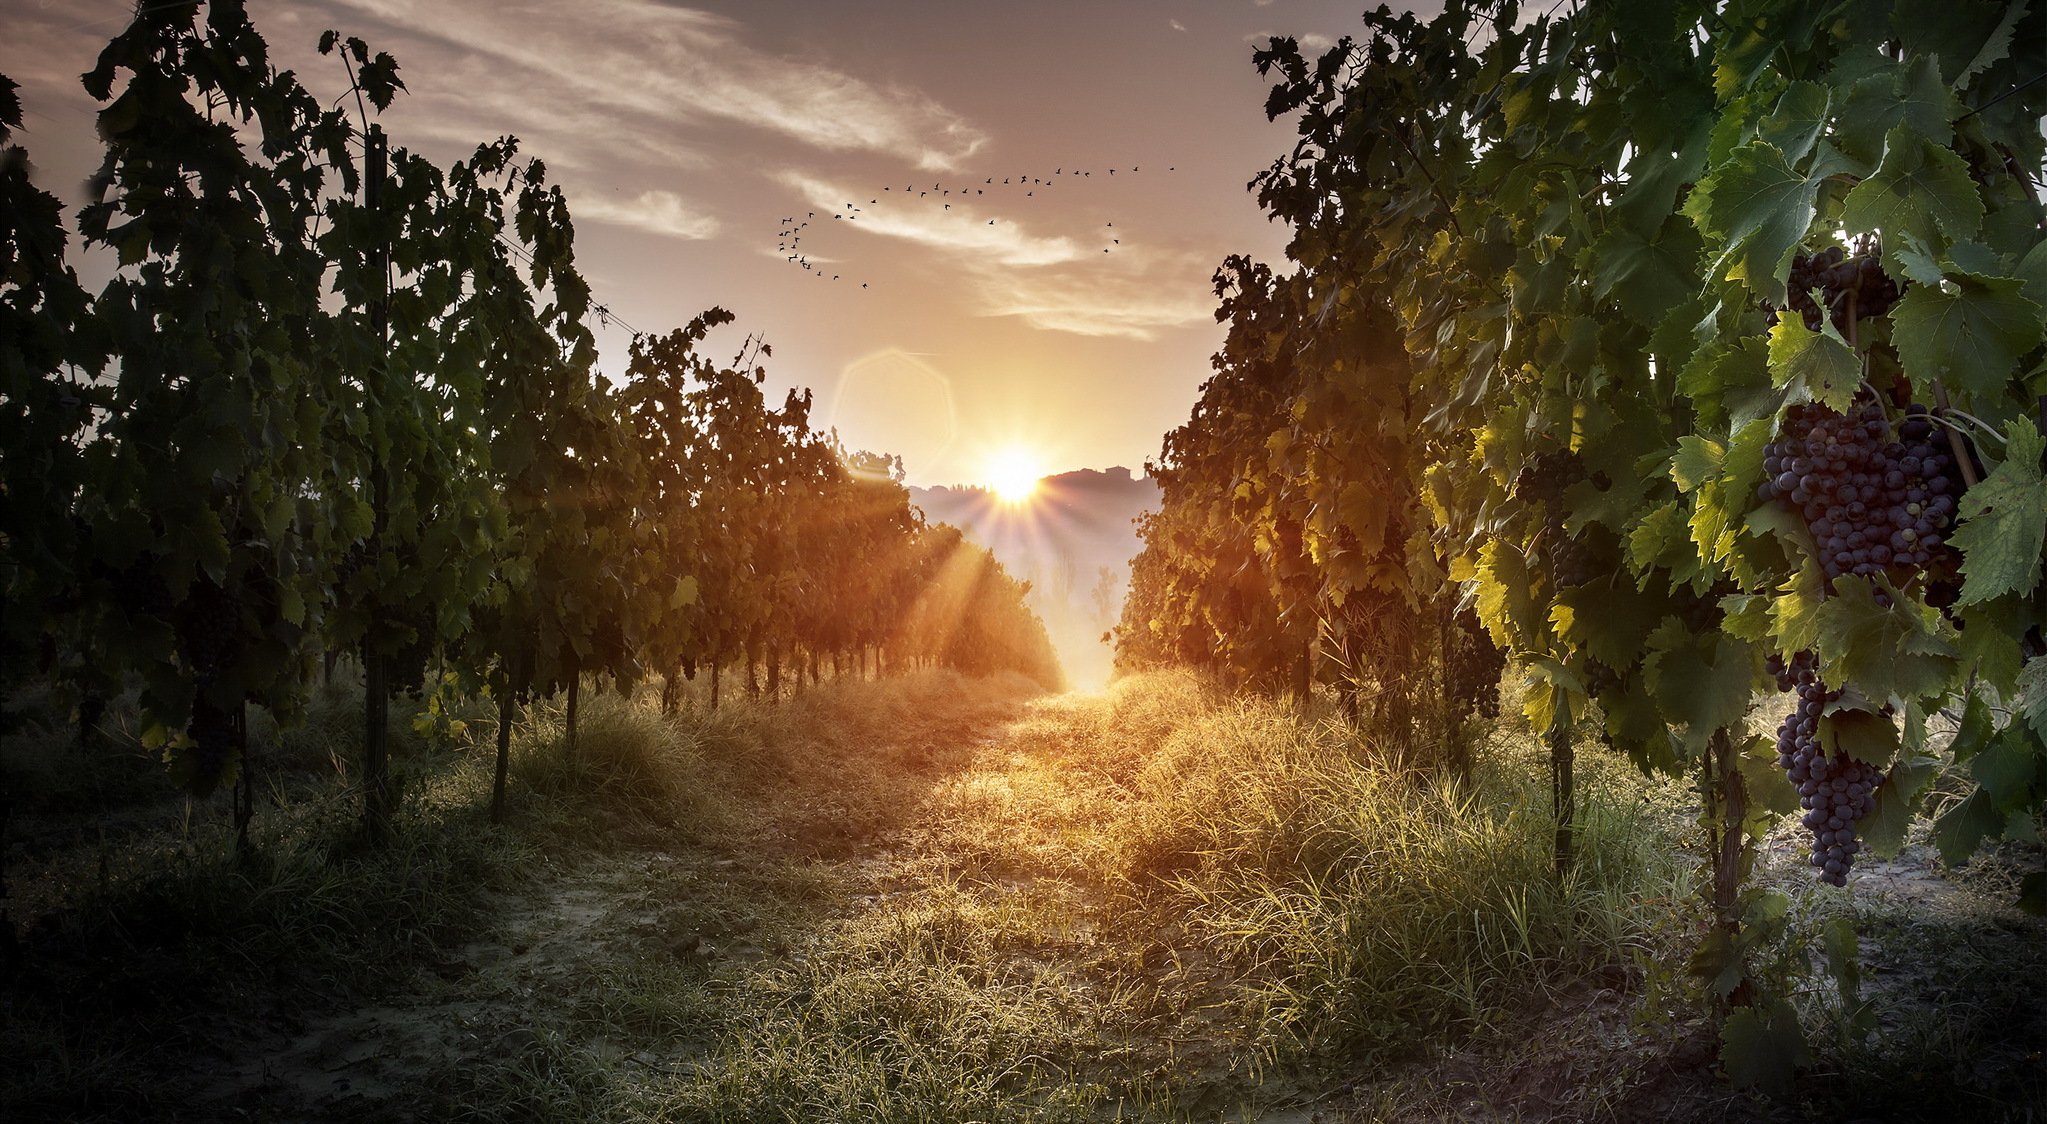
left=1136, top=0, right=2047, bottom=1096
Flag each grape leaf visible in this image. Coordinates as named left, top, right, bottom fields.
left=1739, top=732, right=1800, bottom=817
left=1669, top=435, right=1723, bottom=493
left=1757, top=81, right=1830, bottom=167
left=1832, top=54, right=1959, bottom=169
left=1721, top=999, right=1808, bottom=1097
left=1889, top=273, right=2045, bottom=405
left=2017, top=237, right=2047, bottom=309
left=1934, top=787, right=2007, bottom=865
left=1588, top=220, right=1701, bottom=326
left=1813, top=577, right=1958, bottom=706
left=1889, top=0, right=2026, bottom=88
left=1949, top=418, right=2047, bottom=604
left=1818, top=704, right=1900, bottom=765
left=1685, top=141, right=1818, bottom=305
left=1769, top=561, right=1824, bottom=654
left=1840, top=125, right=1985, bottom=251
left=1766, top=316, right=1860, bottom=413
left=2021, top=657, right=2047, bottom=746
left=1971, top=728, right=2041, bottom=812
left=1552, top=582, right=1666, bottom=670
left=1475, top=539, right=1540, bottom=650
left=1645, top=626, right=1754, bottom=751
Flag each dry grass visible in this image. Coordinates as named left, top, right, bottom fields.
left=7, top=667, right=2036, bottom=1123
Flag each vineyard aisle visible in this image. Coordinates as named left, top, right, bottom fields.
left=7, top=671, right=2045, bottom=1121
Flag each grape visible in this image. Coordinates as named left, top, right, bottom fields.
left=1769, top=651, right=1883, bottom=886
left=1757, top=398, right=1960, bottom=591
left=1446, top=606, right=1505, bottom=719
left=1549, top=523, right=1619, bottom=590
left=1762, top=240, right=1901, bottom=334
left=1513, top=448, right=1584, bottom=510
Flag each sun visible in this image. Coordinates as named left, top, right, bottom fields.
left=984, top=447, right=1044, bottom=504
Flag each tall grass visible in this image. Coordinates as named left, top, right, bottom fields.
left=8, top=665, right=1702, bottom=1121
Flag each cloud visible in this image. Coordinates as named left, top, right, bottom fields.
left=321, top=0, right=988, bottom=173
left=967, top=248, right=1217, bottom=341
left=572, top=188, right=720, bottom=240
left=774, top=170, right=1084, bottom=268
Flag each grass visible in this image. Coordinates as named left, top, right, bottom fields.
left=5, top=666, right=2038, bottom=1122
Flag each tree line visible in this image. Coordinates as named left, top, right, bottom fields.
left=0, top=1, right=1059, bottom=851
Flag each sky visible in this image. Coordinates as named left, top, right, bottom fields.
left=5, top=0, right=1431, bottom=487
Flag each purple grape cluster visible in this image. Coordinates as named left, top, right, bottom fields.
left=1766, top=243, right=1902, bottom=334
left=1549, top=524, right=1619, bottom=590
left=1757, top=400, right=1960, bottom=587
left=1766, top=650, right=1883, bottom=887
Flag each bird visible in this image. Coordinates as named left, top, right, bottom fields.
left=988, top=219, right=995, bottom=225
left=862, top=283, right=868, bottom=288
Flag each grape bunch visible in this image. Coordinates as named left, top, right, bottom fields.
left=1757, top=399, right=1961, bottom=587
left=1768, top=651, right=1883, bottom=886
left=1548, top=524, right=1618, bottom=590
left=1672, top=579, right=1734, bottom=633
left=1513, top=449, right=1584, bottom=510
left=1445, top=606, right=1505, bottom=719
left=1766, top=242, right=1902, bottom=333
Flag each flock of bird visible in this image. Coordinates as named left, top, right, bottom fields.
left=773, top=163, right=1177, bottom=290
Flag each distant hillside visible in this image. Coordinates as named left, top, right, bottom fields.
left=909, top=466, right=1158, bottom=688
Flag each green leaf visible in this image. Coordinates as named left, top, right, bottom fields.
left=1645, top=628, right=1754, bottom=751
left=1832, top=54, right=1960, bottom=169
left=1588, top=219, right=1700, bottom=326
left=1948, top=692, right=1998, bottom=766
left=1934, top=787, right=2006, bottom=865
left=1818, top=704, right=1900, bottom=766
left=1889, top=0, right=2027, bottom=87
left=1971, top=728, right=2040, bottom=811
left=1669, top=435, right=1723, bottom=493
left=1552, top=583, right=1666, bottom=670
left=670, top=574, right=700, bottom=609
left=1687, top=141, right=1819, bottom=306
left=2016, top=237, right=2047, bottom=309
left=1813, top=577, right=1958, bottom=706
left=1740, top=732, right=1801, bottom=817
left=1949, top=418, right=2047, bottom=604
left=1956, top=603, right=2027, bottom=694
left=1840, top=125, right=1986, bottom=252
left=1476, top=539, right=1540, bottom=649
left=1766, top=316, right=1860, bottom=414
left=1757, top=81, right=1830, bottom=167
left=1769, top=560, right=1825, bottom=654
left=1721, top=999, right=1808, bottom=1097
left=1889, top=273, right=2046, bottom=406
left=2021, top=657, right=2047, bottom=745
